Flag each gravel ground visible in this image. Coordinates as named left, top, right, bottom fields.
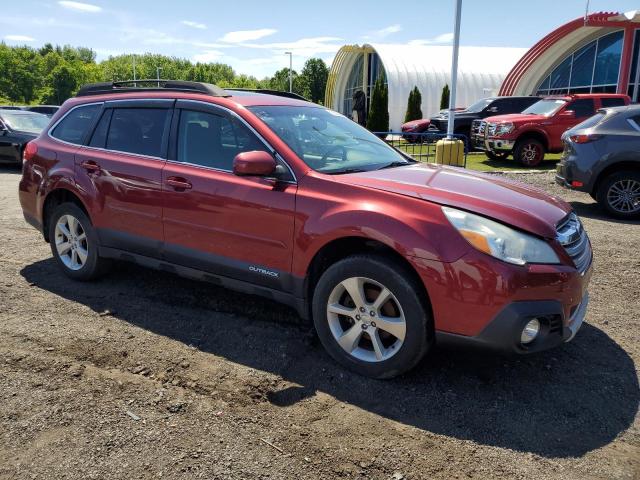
left=0, top=165, right=638, bottom=480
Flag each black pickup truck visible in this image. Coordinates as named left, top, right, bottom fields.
left=429, top=96, right=539, bottom=156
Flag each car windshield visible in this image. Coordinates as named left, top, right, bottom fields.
left=465, top=98, right=494, bottom=113
left=249, top=106, right=412, bottom=174
left=1, top=111, right=49, bottom=134
left=522, top=99, right=567, bottom=116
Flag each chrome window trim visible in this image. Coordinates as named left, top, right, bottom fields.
left=47, top=102, right=104, bottom=148
left=78, top=144, right=166, bottom=162
left=175, top=99, right=297, bottom=183
left=627, top=118, right=640, bottom=132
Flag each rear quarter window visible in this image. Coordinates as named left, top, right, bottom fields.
left=51, top=104, right=101, bottom=144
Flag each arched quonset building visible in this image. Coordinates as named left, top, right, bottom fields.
left=499, top=11, right=636, bottom=99
left=325, top=44, right=526, bottom=130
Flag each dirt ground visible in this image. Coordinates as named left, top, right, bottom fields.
left=0, top=165, right=638, bottom=480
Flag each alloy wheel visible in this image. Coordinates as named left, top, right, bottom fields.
left=607, top=179, right=640, bottom=214
left=326, top=276, right=406, bottom=363
left=54, top=214, right=89, bottom=271
left=521, top=143, right=542, bottom=166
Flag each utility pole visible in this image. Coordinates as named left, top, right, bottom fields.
left=156, top=66, right=162, bottom=87
left=132, top=55, right=137, bottom=81
left=446, top=0, right=462, bottom=139
left=285, top=51, right=292, bottom=92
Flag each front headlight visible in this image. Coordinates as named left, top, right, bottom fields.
left=495, top=122, right=514, bottom=136
left=442, top=207, right=560, bottom=265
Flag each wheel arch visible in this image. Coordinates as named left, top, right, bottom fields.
left=42, top=187, right=91, bottom=242
left=592, top=161, right=640, bottom=196
left=305, top=236, right=434, bottom=323
left=515, top=129, right=549, bottom=150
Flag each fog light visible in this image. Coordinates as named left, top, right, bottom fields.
left=521, top=319, right=540, bottom=344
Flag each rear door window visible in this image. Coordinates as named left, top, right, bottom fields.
left=601, top=97, right=626, bottom=108
left=106, top=108, right=171, bottom=157
left=51, top=104, right=101, bottom=144
left=567, top=99, right=596, bottom=118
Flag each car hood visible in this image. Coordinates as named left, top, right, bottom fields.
left=402, top=119, right=430, bottom=129
left=337, top=163, right=571, bottom=238
left=484, top=113, right=547, bottom=124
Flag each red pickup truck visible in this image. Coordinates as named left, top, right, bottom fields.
left=482, top=94, right=630, bottom=167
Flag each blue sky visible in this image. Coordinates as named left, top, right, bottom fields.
left=1, top=0, right=638, bottom=78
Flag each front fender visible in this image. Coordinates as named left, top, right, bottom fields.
left=291, top=177, right=471, bottom=277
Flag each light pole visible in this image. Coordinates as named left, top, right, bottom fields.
left=156, top=66, right=162, bottom=87
left=446, top=0, right=462, bottom=139
left=132, top=54, right=137, bottom=81
left=285, top=51, right=292, bottom=92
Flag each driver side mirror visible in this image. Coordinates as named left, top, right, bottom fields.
left=559, top=110, right=575, bottom=119
left=233, top=150, right=277, bottom=177
left=487, top=106, right=498, bottom=113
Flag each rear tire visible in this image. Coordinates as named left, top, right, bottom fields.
left=514, top=138, right=545, bottom=167
left=312, top=254, right=432, bottom=379
left=597, top=171, right=640, bottom=220
left=48, top=202, right=111, bottom=280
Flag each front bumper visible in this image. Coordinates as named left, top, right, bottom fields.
left=486, top=138, right=515, bottom=152
left=411, top=248, right=592, bottom=355
left=436, top=292, right=589, bottom=354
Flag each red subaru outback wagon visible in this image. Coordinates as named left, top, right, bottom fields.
left=19, top=80, right=592, bottom=378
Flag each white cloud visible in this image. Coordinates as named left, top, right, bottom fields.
left=240, top=36, right=343, bottom=57
left=192, top=50, right=225, bottom=63
left=408, top=32, right=454, bottom=45
left=4, top=34, right=35, bottom=42
left=376, top=24, right=402, bottom=37
left=220, top=28, right=277, bottom=43
left=58, top=1, right=102, bottom=13
left=181, top=20, right=206, bottom=30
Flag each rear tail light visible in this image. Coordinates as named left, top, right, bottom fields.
left=568, top=134, right=602, bottom=144
left=23, top=141, right=38, bottom=162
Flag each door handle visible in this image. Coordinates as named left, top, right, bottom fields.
left=166, top=177, right=192, bottom=190
left=81, top=160, right=101, bottom=172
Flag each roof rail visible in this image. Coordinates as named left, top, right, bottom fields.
left=76, top=80, right=230, bottom=97
left=225, top=88, right=308, bottom=101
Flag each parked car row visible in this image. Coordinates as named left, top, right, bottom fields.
left=399, top=92, right=638, bottom=218
left=0, top=105, right=60, bottom=117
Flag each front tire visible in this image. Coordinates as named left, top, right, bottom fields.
left=312, top=255, right=432, bottom=379
left=514, top=138, right=545, bottom=167
left=48, top=202, right=111, bottom=280
left=597, top=171, right=640, bottom=219
left=486, top=150, right=509, bottom=161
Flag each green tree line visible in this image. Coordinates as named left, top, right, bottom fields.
left=0, top=43, right=329, bottom=106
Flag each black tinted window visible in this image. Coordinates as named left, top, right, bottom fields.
left=177, top=110, right=266, bottom=170
left=490, top=99, right=510, bottom=112
left=51, top=104, right=100, bottom=144
left=515, top=98, right=538, bottom=111
left=568, top=99, right=595, bottom=118
left=106, top=108, right=170, bottom=157
left=89, top=110, right=112, bottom=148
left=601, top=97, right=626, bottom=108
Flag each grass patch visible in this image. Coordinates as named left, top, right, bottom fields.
left=395, top=141, right=560, bottom=172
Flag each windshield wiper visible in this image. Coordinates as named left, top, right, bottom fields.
left=376, top=161, right=411, bottom=170
left=324, top=168, right=369, bottom=175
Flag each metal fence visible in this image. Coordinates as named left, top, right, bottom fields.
left=374, top=131, right=469, bottom=167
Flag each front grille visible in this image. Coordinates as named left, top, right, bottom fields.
left=556, top=213, right=592, bottom=273
left=471, top=119, right=486, bottom=138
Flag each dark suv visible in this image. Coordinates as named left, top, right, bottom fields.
left=19, top=80, right=592, bottom=378
left=429, top=96, right=539, bottom=153
left=557, top=105, right=640, bottom=219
